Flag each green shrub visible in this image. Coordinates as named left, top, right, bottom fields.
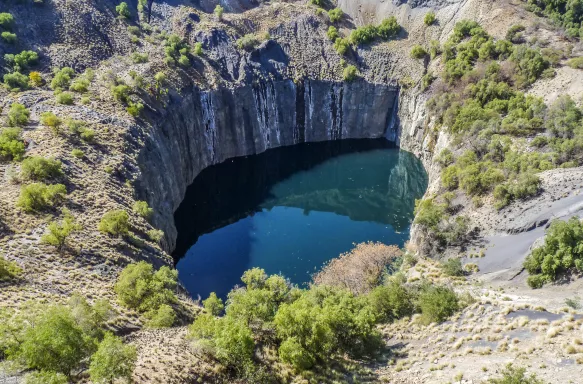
left=366, top=280, right=414, bottom=322
left=193, top=42, right=203, bottom=56
left=414, top=198, right=445, bottom=230
left=214, top=4, right=224, bottom=20
left=436, top=148, right=454, bottom=167
left=0, top=255, right=22, bottom=282
left=147, top=228, right=164, bottom=243
left=71, top=149, right=84, bottom=159
left=203, top=292, right=225, bottom=316
left=55, top=91, right=74, bottom=105
left=88, top=332, right=137, bottom=384
left=132, top=200, right=153, bottom=220
left=21, top=156, right=63, bottom=181
left=505, top=24, right=525, bottom=43
left=441, top=165, right=459, bottom=190
left=145, top=304, right=176, bottom=328
left=41, top=211, right=81, bottom=251
left=69, top=78, right=90, bottom=92
left=126, top=102, right=144, bottom=117
left=237, top=34, right=260, bottom=51
left=116, top=2, right=130, bottom=18
left=4, top=50, right=38, bottom=72
left=417, top=284, right=459, bottom=324
left=424, top=11, right=436, bottom=26
left=50, top=67, right=75, bottom=90
left=7, top=103, right=30, bottom=127
left=328, top=8, right=343, bottom=23
left=80, top=128, right=96, bottom=143
left=114, top=261, right=177, bottom=312
left=17, top=183, right=66, bottom=212
left=486, top=363, right=543, bottom=384
left=23, top=371, right=68, bottom=384
left=526, top=274, right=547, bottom=289
left=441, top=258, right=464, bottom=276
left=40, top=112, right=62, bottom=135
left=343, top=65, right=358, bottom=81
left=4, top=71, right=29, bottom=90
left=98, top=210, right=129, bottom=236
left=0, top=13, right=14, bottom=29
left=1, top=31, right=16, bottom=43
left=567, top=57, right=583, bottom=69
left=410, top=45, right=427, bottom=59
left=130, top=52, right=148, bottom=63
left=523, top=217, right=583, bottom=284
left=377, top=16, right=400, bottom=39
left=333, top=37, right=350, bottom=55
left=327, top=26, right=339, bottom=41
left=0, top=128, right=25, bottom=160
left=112, top=84, right=130, bottom=102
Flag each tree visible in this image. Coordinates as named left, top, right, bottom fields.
left=41, top=211, right=82, bottom=251
left=18, top=306, right=89, bottom=375
left=98, top=210, right=130, bottom=236
left=23, top=371, right=68, bottom=384
left=17, top=183, right=67, bottom=212
left=328, top=8, right=343, bottom=23
left=7, top=103, right=30, bottom=127
left=410, top=45, right=428, bottom=59
left=424, top=11, right=436, bottom=26
left=116, top=2, right=131, bottom=18
left=0, top=255, right=22, bottom=281
left=0, top=13, right=14, bottom=30
left=145, top=304, right=176, bottom=328
left=214, top=4, right=224, bottom=20
left=21, top=156, right=63, bottom=181
left=417, top=284, right=459, bottom=324
left=132, top=200, right=153, bottom=220
left=203, top=292, right=225, bottom=316
left=343, top=65, right=358, bottom=81
left=89, top=332, right=137, bottom=384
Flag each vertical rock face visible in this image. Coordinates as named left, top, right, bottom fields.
left=137, top=78, right=398, bottom=252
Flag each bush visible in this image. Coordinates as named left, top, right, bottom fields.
left=0, top=12, right=14, bottom=29
left=214, top=4, right=224, bottom=20
left=4, top=72, right=29, bottom=90
left=116, top=2, right=130, bottom=18
left=114, top=261, right=177, bottom=312
left=236, top=34, right=260, bottom=51
left=333, top=37, right=350, bottom=55
left=327, top=26, right=339, bottom=41
left=377, top=16, right=400, bottom=39
left=41, top=211, right=81, bottom=251
left=567, top=57, right=583, bottom=69
left=132, top=200, right=153, bottom=219
left=278, top=337, right=314, bottom=371
left=523, top=217, right=583, bottom=283
left=69, top=78, right=89, bottom=92
left=29, top=71, right=43, bottom=87
left=98, top=210, right=130, bottom=236
left=4, top=50, right=39, bottom=72
left=1, top=31, right=16, bottom=43
left=0, top=255, right=22, bottom=282
left=203, top=292, right=225, bottom=316
left=130, top=52, right=148, bottom=63
left=0, top=128, right=25, bottom=160
left=417, top=284, right=459, bottom=324
left=50, top=67, right=74, bottom=90
left=23, top=371, right=68, bottom=384
left=7, top=103, right=30, bottom=127
left=147, top=228, right=164, bottom=243
left=328, top=8, right=343, bottom=23
left=414, top=198, right=445, bottom=230
left=193, top=42, right=203, bottom=56
left=40, top=112, right=62, bottom=135
left=56, top=92, right=74, bottom=105
left=71, top=149, right=84, bottom=159
left=88, top=332, right=137, bottom=384
left=126, top=102, right=143, bottom=117
left=343, top=65, right=358, bottom=81
left=424, top=11, right=436, bottom=26
left=17, top=183, right=66, bottom=212
left=441, top=165, right=459, bottom=190
left=486, top=363, right=543, bottom=384
left=21, top=156, right=63, bottom=181
left=366, top=280, right=414, bottom=322
left=112, top=84, right=130, bottom=102
left=145, top=304, right=176, bottom=327
left=505, top=24, right=525, bottom=43
left=410, top=45, right=427, bottom=59
left=441, top=258, right=464, bottom=276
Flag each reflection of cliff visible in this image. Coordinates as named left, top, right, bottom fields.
left=172, top=141, right=427, bottom=259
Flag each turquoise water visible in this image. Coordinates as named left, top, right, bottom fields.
left=173, top=139, right=427, bottom=299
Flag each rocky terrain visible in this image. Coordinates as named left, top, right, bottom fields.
left=1, top=0, right=583, bottom=382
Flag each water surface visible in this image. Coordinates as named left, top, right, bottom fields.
left=173, top=139, right=427, bottom=299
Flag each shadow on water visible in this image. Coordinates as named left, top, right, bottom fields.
left=173, top=138, right=428, bottom=299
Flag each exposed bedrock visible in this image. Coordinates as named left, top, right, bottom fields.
left=137, top=78, right=399, bottom=252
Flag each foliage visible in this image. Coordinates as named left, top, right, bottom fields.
left=366, top=279, right=414, bottom=322
left=116, top=2, right=130, bottom=18
left=21, top=156, right=63, bottom=181
left=29, top=71, right=43, bottom=87
left=505, top=24, right=525, bottom=43
left=343, top=65, right=358, bottom=81
left=1, top=31, right=16, bottom=43
left=130, top=52, right=148, bottom=64
left=214, top=5, right=224, bottom=20
left=69, top=77, right=90, bottom=92
left=416, top=284, right=459, bottom=324
left=71, top=149, right=84, bottom=159
left=126, top=102, right=144, bottom=117
left=0, top=13, right=14, bottom=29
left=40, top=112, right=62, bottom=135
left=147, top=228, right=164, bottom=243
left=203, top=292, right=225, bottom=316
left=145, top=304, right=176, bottom=328
left=0, top=255, right=22, bottom=282
left=17, top=183, right=66, bottom=212
left=486, top=363, right=544, bottom=384
left=51, top=67, right=75, bottom=90
left=524, top=0, right=583, bottom=39
left=410, top=44, right=427, bottom=59
left=193, top=42, right=203, bottom=56
left=163, top=34, right=190, bottom=65
left=441, top=258, right=464, bottom=276
left=567, top=56, right=583, bottom=69
left=4, top=50, right=39, bottom=72
left=414, top=198, right=445, bottom=230
left=328, top=8, right=343, bottom=23
left=4, top=71, right=29, bottom=90
left=114, top=261, right=178, bottom=313
left=333, top=37, right=350, bottom=55
left=0, top=128, right=25, bottom=160
left=424, top=11, right=436, bottom=26
left=133, top=200, right=153, bottom=220
left=88, top=332, right=137, bottom=384
left=327, top=26, right=339, bottom=41
left=7, top=103, right=29, bottom=127
left=350, top=17, right=400, bottom=45
left=98, top=210, right=129, bottom=236
left=523, top=217, right=583, bottom=285
left=41, top=211, right=81, bottom=251
left=236, top=34, right=260, bottom=51
left=23, top=371, right=68, bottom=384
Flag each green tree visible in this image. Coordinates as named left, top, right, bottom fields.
left=21, top=156, right=63, bottom=181
left=417, top=284, right=459, bottom=324
left=132, top=200, right=153, bottom=220
left=327, top=26, right=339, bottom=41
left=17, top=183, right=67, bottom=212
left=40, top=112, right=62, bottom=135
left=328, top=8, right=343, bottom=23
left=0, top=128, right=25, bottom=160
left=89, top=332, right=137, bottom=384
left=333, top=37, right=350, bottom=55
left=116, top=2, right=131, bottom=18
left=0, top=255, right=22, bottom=282
left=0, top=13, right=15, bottom=30
left=41, top=211, right=82, bottom=251
left=145, top=304, right=176, bottom=328
left=7, top=103, right=30, bottom=127
left=23, top=371, right=68, bottom=384
left=203, top=292, right=225, bottom=316
left=214, top=4, right=224, bottom=20
left=424, top=11, right=436, bottom=26
left=98, top=210, right=130, bottom=236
